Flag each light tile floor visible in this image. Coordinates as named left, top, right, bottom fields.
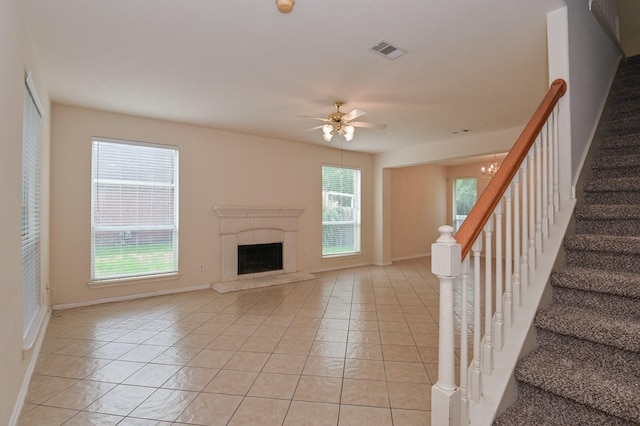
left=19, top=258, right=445, bottom=425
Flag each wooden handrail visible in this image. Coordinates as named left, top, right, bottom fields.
left=455, top=79, right=567, bottom=259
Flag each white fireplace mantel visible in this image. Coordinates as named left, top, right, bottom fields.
left=212, top=206, right=314, bottom=292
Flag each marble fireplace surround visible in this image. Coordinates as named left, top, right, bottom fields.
left=211, top=206, right=315, bottom=293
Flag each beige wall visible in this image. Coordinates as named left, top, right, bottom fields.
left=372, top=127, right=523, bottom=265
left=387, top=160, right=498, bottom=262
left=390, top=164, right=446, bottom=260
left=50, top=105, right=374, bottom=306
left=0, top=0, right=51, bottom=423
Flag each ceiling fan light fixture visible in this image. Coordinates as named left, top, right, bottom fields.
left=344, top=124, right=355, bottom=136
left=322, top=124, right=334, bottom=142
left=275, top=0, right=295, bottom=13
left=343, top=124, right=355, bottom=141
left=302, top=101, right=384, bottom=143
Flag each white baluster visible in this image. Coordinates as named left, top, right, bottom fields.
left=553, top=106, right=560, bottom=214
left=528, top=149, right=536, bottom=279
left=504, top=183, right=513, bottom=327
left=459, top=257, right=470, bottom=426
left=470, top=236, right=483, bottom=401
left=541, top=123, right=549, bottom=242
left=483, top=217, right=494, bottom=374
left=547, top=115, right=555, bottom=226
left=520, top=160, right=529, bottom=289
left=431, top=225, right=461, bottom=426
left=535, top=136, right=543, bottom=257
left=494, top=201, right=504, bottom=350
left=513, top=171, right=521, bottom=308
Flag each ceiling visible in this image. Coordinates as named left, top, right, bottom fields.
left=20, top=0, right=571, bottom=154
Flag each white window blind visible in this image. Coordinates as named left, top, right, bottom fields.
left=322, top=165, right=361, bottom=256
left=91, top=138, right=179, bottom=281
left=22, top=73, right=44, bottom=348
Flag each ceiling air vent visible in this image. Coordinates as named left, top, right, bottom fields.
left=368, top=41, right=406, bottom=60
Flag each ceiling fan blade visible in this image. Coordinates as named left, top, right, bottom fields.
left=297, top=114, right=330, bottom=122
left=341, top=108, right=367, bottom=122
left=353, top=121, right=387, bottom=130
left=305, top=125, right=325, bottom=132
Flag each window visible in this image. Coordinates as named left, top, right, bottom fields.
left=22, top=73, right=45, bottom=348
left=91, top=138, right=179, bottom=281
left=322, top=165, right=361, bottom=256
left=453, top=177, right=477, bottom=232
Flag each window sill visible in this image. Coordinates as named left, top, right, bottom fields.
left=322, top=252, right=362, bottom=260
left=88, top=272, right=181, bottom=288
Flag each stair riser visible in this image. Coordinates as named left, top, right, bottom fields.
left=575, top=219, right=640, bottom=236
left=592, top=168, right=640, bottom=179
left=585, top=191, right=640, bottom=205
left=611, top=87, right=640, bottom=101
left=609, top=103, right=640, bottom=118
left=599, top=146, right=640, bottom=157
left=605, top=121, right=640, bottom=136
left=536, top=329, right=640, bottom=377
left=565, top=249, right=640, bottom=274
left=600, top=134, right=640, bottom=147
left=552, top=287, right=640, bottom=320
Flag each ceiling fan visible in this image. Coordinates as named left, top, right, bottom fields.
left=300, top=101, right=386, bottom=142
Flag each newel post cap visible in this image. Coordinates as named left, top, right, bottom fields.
left=431, top=225, right=461, bottom=277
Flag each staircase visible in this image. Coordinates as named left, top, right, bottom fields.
left=494, top=55, right=640, bottom=425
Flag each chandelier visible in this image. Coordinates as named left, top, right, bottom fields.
left=481, top=158, right=500, bottom=179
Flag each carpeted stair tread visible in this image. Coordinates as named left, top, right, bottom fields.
left=537, top=329, right=640, bottom=378
left=494, top=383, right=637, bottom=426
left=515, top=346, right=640, bottom=422
left=613, top=76, right=640, bottom=91
left=495, top=56, right=640, bottom=425
left=599, top=134, right=640, bottom=156
left=551, top=267, right=640, bottom=299
left=535, top=304, right=640, bottom=353
left=621, top=54, right=640, bottom=67
left=564, top=234, right=640, bottom=256
left=600, top=133, right=640, bottom=149
left=575, top=205, right=640, bottom=220
left=584, top=176, right=640, bottom=193
left=605, top=117, right=640, bottom=135
left=608, top=101, right=640, bottom=119
left=610, top=90, right=640, bottom=106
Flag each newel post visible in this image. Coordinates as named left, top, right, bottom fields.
left=431, top=225, right=461, bottom=426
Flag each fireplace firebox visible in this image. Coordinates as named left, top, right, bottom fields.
left=237, top=242, right=283, bottom=275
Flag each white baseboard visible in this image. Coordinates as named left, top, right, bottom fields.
left=391, top=253, right=430, bottom=262
left=311, top=261, right=373, bottom=274
left=52, top=283, right=212, bottom=311
left=10, top=309, right=51, bottom=426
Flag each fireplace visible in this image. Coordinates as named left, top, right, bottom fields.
left=212, top=206, right=315, bottom=292
left=238, top=242, right=283, bottom=275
